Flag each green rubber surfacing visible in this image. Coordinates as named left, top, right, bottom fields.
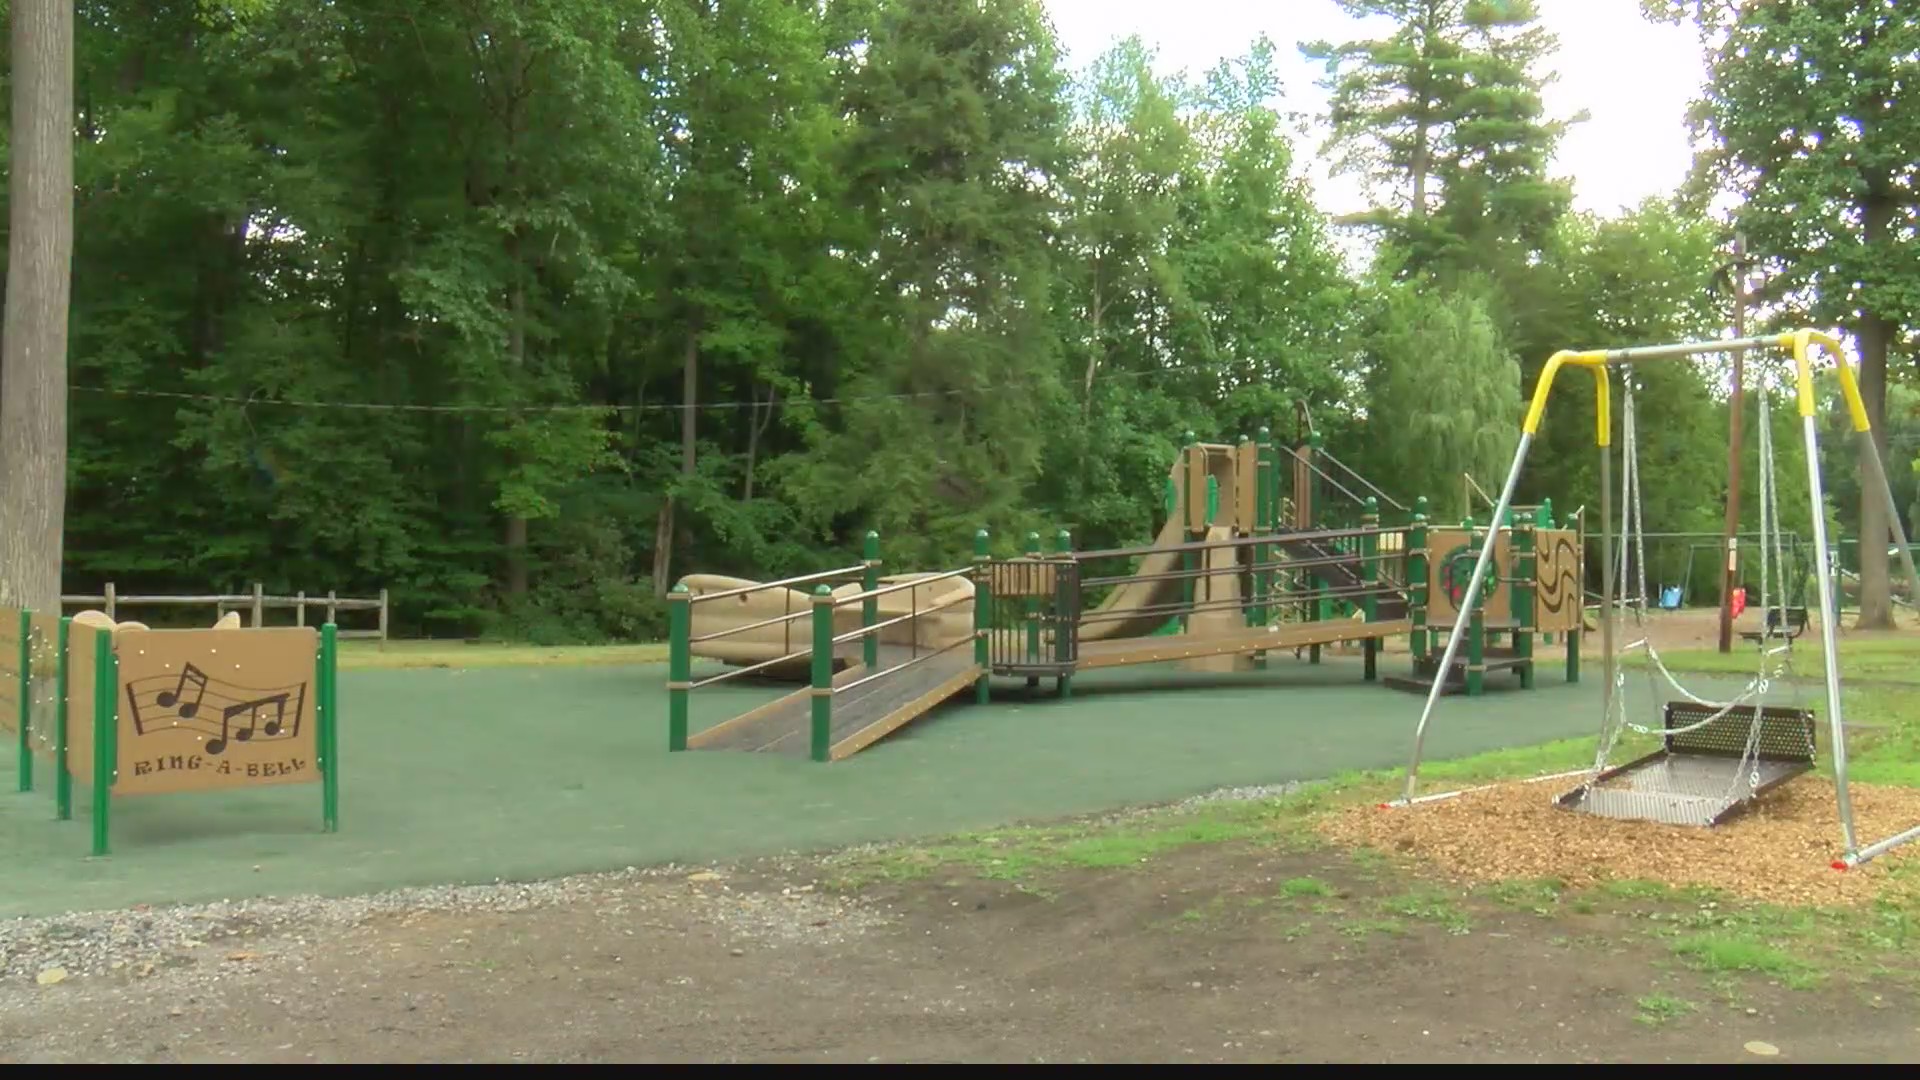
left=0, top=657, right=1704, bottom=918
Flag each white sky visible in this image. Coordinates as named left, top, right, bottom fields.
left=1041, top=0, right=1706, bottom=219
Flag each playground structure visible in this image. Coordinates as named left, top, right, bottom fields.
left=1400, top=329, right=1920, bottom=869
left=667, top=428, right=1585, bottom=763
left=1, top=605, right=341, bottom=856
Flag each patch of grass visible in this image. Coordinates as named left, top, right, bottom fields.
left=1339, top=917, right=1407, bottom=939
left=1379, top=888, right=1472, bottom=935
left=1670, top=932, right=1823, bottom=988
left=338, top=640, right=668, bottom=670
left=1279, top=876, right=1333, bottom=898
left=1483, top=877, right=1566, bottom=913
left=1634, top=991, right=1696, bottom=1027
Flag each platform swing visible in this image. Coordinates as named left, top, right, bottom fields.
left=1555, top=361, right=1813, bottom=827
left=1397, top=330, right=1920, bottom=868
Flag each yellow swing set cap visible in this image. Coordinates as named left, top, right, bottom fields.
left=1518, top=329, right=1872, bottom=447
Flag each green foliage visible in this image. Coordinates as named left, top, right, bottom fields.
left=0, top=0, right=1821, bottom=640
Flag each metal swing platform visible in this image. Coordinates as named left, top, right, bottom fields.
left=1555, top=702, right=1818, bottom=827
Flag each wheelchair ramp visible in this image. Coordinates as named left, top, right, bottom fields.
left=687, top=645, right=980, bottom=761
left=1557, top=702, right=1816, bottom=827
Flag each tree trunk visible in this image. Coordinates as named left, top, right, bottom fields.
left=503, top=244, right=531, bottom=600
left=1082, top=274, right=1103, bottom=419
left=743, top=383, right=776, bottom=501
left=0, top=0, right=75, bottom=612
left=1854, top=186, right=1897, bottom=630
left=652, top=327, right=699, bottom=598
left=1854, top=309, right=1895, bottom=630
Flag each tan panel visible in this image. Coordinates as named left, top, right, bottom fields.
left=0, top=606, right=18, bottom=733
left=1425, top=528, right=1512, bottom=626
left=66, top=622, right=104, bottom=780
left=27, top=612, right=61, bottom=758
left=113, top=628, right=320, bottom=796
left=1185, top=446, right=1208, bottom=532
left=1534, top=528, right=1583, bottom=632
left=1234, top=442, right=1258, bottom=532
left=991, top=559, right=1057, bottom=599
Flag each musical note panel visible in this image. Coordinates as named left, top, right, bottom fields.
left=113, top=627, right=320, bottom=796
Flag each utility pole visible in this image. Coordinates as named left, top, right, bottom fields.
left=1716, top=234, right=1749, bottom=653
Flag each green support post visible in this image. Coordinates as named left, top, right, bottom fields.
left=1466, top=588, right=1486, bottom=698
left=319, top=622, right=340, bottom=831
left=1361, top=498, right=1379, bottom=682
left=1180, top=432, right=1198, bottom=633
left=1023, top=531, right=1042, bottom=689
left=54, top=616, right=71, bottom=821
left=1308, top=431, right=1329, bottom=651
left=667, top=584, right=692, bottom=752
left=1514, top=519, right=1536, bottom=690
left=1538, top=502, right=1556, bottom=646
left=90, top=630, right=115, bottom=857
left=810, top=585, right=835, bottom=763
left=1408, top=497, right=1429, bottom=662
left=973, top=529, right=992, bottom=705
left=862, top=530, right=881, bottom=671
left=16, top=608, right=31, bottom=792
left=1053, top=528, right=1074, bottom=699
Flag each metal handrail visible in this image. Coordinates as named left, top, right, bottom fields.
left=687, top=644, right=815, bottom=690
left=826, top=565, right=975, bottom=608
left=1079, top=547, right=1402, bottom=590
left=686, top=564, right=867, bottom=606
left=688, top=606, right=813, bottom=645
left=829, top=592, right=972, bottom=647
left=1318, top=449, right=1408, bottom=513
left=1076, top=521, right=1396, bottom=562
left=832, top=634, right=977, bottom=697
left=1077, top=582, right=1404, bottom=625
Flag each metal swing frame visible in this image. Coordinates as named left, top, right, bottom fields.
left=1398, top=330, right=1920, bottom=868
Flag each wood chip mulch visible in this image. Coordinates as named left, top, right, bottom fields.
left=1317, top=777, right=1920, bottom=907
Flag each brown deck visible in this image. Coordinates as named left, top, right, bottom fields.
left=687, top=645, right=981, bottom=761
left=1074, top=618, right=1412, bottom=671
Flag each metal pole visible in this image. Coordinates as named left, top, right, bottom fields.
left=1803, top=415, right=1856, bottom=857
left=1718, top=236, right=1749, bottom=653
left=1401, top=432, right=1536, bottom=802
left=1598, top=433, right=1616, bottom=744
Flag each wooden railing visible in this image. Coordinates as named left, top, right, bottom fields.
left=61, top=583, right=389, bottom=641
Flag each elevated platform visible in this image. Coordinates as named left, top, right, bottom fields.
left=688, top=645, right=980, bottom=761
left=1384, top=644, right=1533, bottom=696
left=1073, top=618, right=1410, bottom=672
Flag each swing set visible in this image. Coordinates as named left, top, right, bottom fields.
left=1399, top=330, right=1920, bottom=869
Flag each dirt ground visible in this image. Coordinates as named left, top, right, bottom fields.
left=3, top=834, right=1916, bottom=1064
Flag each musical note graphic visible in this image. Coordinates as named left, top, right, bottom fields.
left=155, top=664, right=210, bottom=718
left=125, top=668, right=306, bottom=755
left=206, top=694, right=290, bottom=755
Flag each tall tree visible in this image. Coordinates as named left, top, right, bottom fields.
left=1303, top=0, right=1575, bottom=278
left=1648, top=0, right=1920, bottom=627
left=0, top=0, right=75, bottom=611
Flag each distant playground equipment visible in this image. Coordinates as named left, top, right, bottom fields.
left=1398, top=329, right=1920, bottom=869
left=1, top=605, right=341, bottom=856
left=667, top=425, right=1584, bottom=764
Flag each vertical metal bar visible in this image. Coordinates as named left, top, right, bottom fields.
left=1599, top=435, right=1616, bottom=753
left=90, top=630, right=114, bottom=857
left=1409, top=496, right=1429, bottom=662
left=54, top=616, right=70, bottom=821
left=320, top=622, right=340, bottom=832
left=1402, top=432, right=1536, bottom=802
left=810, top=586, right=834, bottom=763
left=667, top=585, right=691, bottom=752
left=1361, top=499, right=1379, bottom=682
left=104, top=582, right=115, bottom=621
left=862, top=530, right=881, bottom=671
left=1054, top=529, right=1074, bottom=698
left=973, top=529, right=992, bottom=705
left=326, top=589, right=337, bottom=627
left=16, top=608, right=31, bottom=792
left=1180, top=434, right=1198, bottom=632
left=296, top=590, right=307, bottom=628
left=1514, top=517, right=1535, bottom=689
left=1805, top=416, right=1855, bottom=856
left=378, top=588, right=390, bottom=642
left=253, top=582, right=265, bottom=628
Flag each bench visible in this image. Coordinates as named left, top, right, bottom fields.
left=1739, top=605, right=1808, bottom=643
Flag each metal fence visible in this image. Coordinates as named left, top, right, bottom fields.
left=62, top=583, right=389, bottom=641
